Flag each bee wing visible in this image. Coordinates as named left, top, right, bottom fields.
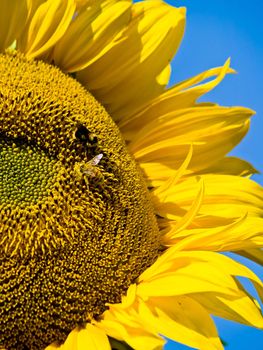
left=88, top=153, right=103, bottom=166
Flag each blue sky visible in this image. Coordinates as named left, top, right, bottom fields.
left=162, top=0, right=263, bottom=349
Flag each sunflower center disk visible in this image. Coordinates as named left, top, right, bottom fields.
left=0, top=52, right=160, bottom=350
left=0, top=138, right=59, bottom=208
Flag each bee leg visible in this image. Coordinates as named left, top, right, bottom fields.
left=83, top=177, right=90, bottom=191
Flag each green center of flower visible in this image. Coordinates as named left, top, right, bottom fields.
left=0, top=52, right=160, bottom=350
left=0, top=138, right=59, bottom=208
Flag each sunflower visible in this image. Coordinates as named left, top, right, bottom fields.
left=0, top=0, right=262, bottom=349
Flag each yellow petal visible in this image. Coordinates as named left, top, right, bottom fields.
left=204, top=251, right=263, bottom=302
left=17, top=0, right=76, bottom=59
left=152, top=144, right=193, bottom=202
left=154, top=174, right=263, bottom=222
left=164, top=216, right=263, bottom=252
left=136, top=156, right=258, bottom=188
left=138, top=250, right=263, bottom=300
left=119, top=59, right=234, bottom=137
left=161, top=179, right=204, bottom=240
left=169, top=58, right=234, bottom=107
left=46, top=325, right=111, bottom=350
left=75, top=0, right=89, bottom=10
left=99, top=311, right=165, bottom=350
left=53, top=0, right=131, bottom=72
left=0, top=0, right=30, bottom=52
left=193, top=291, right=263, bottom=329
left=138, top=251, right=242, bottom=297
left=128, top=106, right=253, bottom=187
left=83, top=324, right=112, bottom=350
left=196, top=156, right=259, bottom=177
left=77, top=0, right=186, bottom=120
left=102, top=250, right=262, bottom=348
left=16, top=0, right=46, bottom=50
left=138, top=296, right=223, bottom=350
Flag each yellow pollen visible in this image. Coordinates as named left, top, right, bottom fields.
left=0, top=52, right=160, bottom=350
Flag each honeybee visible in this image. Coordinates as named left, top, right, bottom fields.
left=74, top=153, right=104, bottom=188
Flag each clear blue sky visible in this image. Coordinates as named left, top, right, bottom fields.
left=162, top=0, right=263, bottom=349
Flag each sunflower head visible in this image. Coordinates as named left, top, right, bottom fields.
left=0, top=51, right=160, bottom=349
